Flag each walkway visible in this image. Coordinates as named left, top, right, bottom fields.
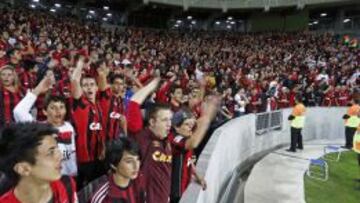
left=244, top=139, right=345, bottom=203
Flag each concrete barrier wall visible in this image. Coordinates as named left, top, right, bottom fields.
left=180, top=107, right=347, bottom=203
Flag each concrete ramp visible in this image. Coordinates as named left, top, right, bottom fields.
left=244, top=139, right=344, bottom=203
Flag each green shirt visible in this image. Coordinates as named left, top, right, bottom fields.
left=346, top=116, right=360, bottom=128
left=291, top=116, right=305, bottom=129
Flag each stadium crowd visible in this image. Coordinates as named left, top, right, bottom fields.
left=0, top=6, right=359, bottom=203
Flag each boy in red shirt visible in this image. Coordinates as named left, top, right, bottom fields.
left=86, top=137, right=145, bottom=203
left=0, top=122, right=77, bottom=203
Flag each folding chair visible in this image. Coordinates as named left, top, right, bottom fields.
left=323, top=145, right=342, bottom=162
left=306, top=158, right=328, bottom=181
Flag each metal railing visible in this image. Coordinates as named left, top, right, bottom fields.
left=255, top=110, right=283, bottom=135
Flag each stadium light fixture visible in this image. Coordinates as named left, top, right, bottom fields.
left=50, top=8, right=56, bottom=12
left=297, top=2, right=304, bottom=10
left=89, top=10, right=95, bottom=14
left=215, top=21, right=220, bottom=25
left=320, top=13, right=327, bottom=17
left=264, top=5, right=270, bottom=12
left=32, top=0, right=39, bottom=2
left=313, top=21, right=318, bottom=25
left=54, top=3, right=61, bottom=8
left=107, top=13, right=112, bottom=17
left=343, top=18, right=351, bottom=23
left=176, top=20, right=182, bottom=24
left=103, top=6, right=109, bottom=10
left=230, top=21, right=235, bottom=25
left=227, top=16, right=233, bottom=20
left=187, top=16, right=192, bottom=20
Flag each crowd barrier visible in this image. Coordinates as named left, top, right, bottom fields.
left=180, top=107, right=347, bottom=203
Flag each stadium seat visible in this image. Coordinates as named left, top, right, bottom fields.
left=306, top=159, right=328, bottom=181
left=323, top=145, right=342, bottom=162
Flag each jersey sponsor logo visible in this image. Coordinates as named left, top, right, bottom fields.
left=62, top=149, right=75, bottom=161
left=89, top=122, right=102, bottom=130
left=109, top=111, right=121, bottom=119
left=57, top=131, right=73, bottom=144
left=152, top=150, right=172, bottom=163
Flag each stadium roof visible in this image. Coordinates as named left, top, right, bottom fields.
left=77, top=0, right=358, bottom=9
left=143, top=0, right=356, bottom=10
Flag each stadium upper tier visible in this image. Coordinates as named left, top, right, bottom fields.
left=144, top=0, right=355, bottom=10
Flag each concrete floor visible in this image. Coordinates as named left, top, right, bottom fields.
left=244, top=139, right=345, bottom=203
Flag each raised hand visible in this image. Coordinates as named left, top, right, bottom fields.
left=32, top=74, right=53, bottom=96
left=97, top=63, right=110, bottom=77
left=202, top=95, right=220, bottom=120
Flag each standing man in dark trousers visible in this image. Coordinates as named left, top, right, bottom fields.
left=287, top=96, right=306, bottom=152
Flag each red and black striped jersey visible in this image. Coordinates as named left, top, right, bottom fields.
left=18, top=70, right=37, bottom=93
left=0, top=87, right=22, bottom=127
left=72, top=96, right=105, bottom=163
left=169, top=133, right=194, bottom=200
left=99, top=89, right=125, bottom=142
left=89, top=174, right=146, bottom=203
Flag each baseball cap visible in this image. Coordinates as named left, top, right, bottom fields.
left=172, top=109, right=194, bottom=127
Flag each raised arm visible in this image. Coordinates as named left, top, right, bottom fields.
left=97, top=63, right=110, bottom=91
left=14, top=75, right=53, bottom=122
left=71, top=58, right=85, bottom=99
left=130, top=77, right=160, bottom=105
left=127, top=77, right=161, bottom=134
left=184, top=96, right=219, bottom=150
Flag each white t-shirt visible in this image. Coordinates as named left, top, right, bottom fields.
left=234, top=93, right=247, bottom=113
left=56, top=122, right=77, bottom=176
left=13, top=92, right=78, bottom=176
